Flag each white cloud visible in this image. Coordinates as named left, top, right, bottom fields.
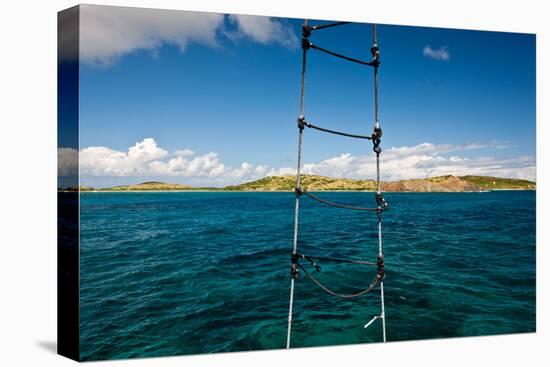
left=147, top=152, right=227, bottom=178
left=71, top=138, right=269, bottom=185
left=79, top=5, right=224, bottom=65
left=266, top=166, right=296, bottom=177
left=127, top=138, right=169, bottom=161
left=226, top=14, right=298, bottom=48
left=423, top=45, right=450, bottom=61
left=174, top=149, right=195, bottom=157
left=79, top=138, right=168, bottom=176
left=292, top=142, right=535, bottom=182
left=58, top=147, right=79, bottom=176
left=75, top=5, right=297, bottom=66
left=58, top=7, right=79, bottom=62
left=59, top=138, right=535, bottom=185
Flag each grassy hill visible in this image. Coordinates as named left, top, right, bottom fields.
left=225, top=174, right=535, bottom=192
left=71, top=175, right=535, bottom=192
left=460, top=175, right=536, bottom=190
left=225, top=174, right=377, bottom=191
left=105, top=181, right=194, bottom=191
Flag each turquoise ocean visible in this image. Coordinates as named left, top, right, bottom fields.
left=79, top=191, right=536, bottom=360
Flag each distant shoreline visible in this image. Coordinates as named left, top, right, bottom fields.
left=70, top=189, right=535, bottom=193
left=61, top=174, right=536, bottom=193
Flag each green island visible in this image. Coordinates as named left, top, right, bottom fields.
left=69, top=175, right=535, bottom=192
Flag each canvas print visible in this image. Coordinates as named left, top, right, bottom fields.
left=57, top=4, right=536, bottom=361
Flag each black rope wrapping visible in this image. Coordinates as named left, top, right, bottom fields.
left=298, top=117, right=374, bottom=140
left=297, top=263, right=381, bottom=299
left=308, top=42, right=378, bottom=67
left=296, top=188, right=386, bottom=212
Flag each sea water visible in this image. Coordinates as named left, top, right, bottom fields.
left=79, top=191, right=535, bottom=360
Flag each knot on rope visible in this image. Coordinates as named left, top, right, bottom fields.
left=375, top=192, right=388, bottom=210
left=297, top=116, right=306, bottom=131
left=296, top=253, right=322, bottom=272
left=371, top=44, right=381, bottom=67
left=290, top=253, right=299, bottom=278
left=377, top=255, right=385, bottom=279
left=372, top=126, right=382, bottom=153
left=291, top=253, right=322, bottom=278
left=295, top=187, right=303, bottom=198
left=302, top=24, right=312, bottom=38
left=372, top=138, right=382, bottom=153
left=373, top=126, right=383, bottom=139
left=302, top=38, right=311, bottom=50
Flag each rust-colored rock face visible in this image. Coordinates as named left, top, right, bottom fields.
left=381, top=176, right=484, bottom=192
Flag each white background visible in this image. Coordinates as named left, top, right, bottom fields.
left=0, top=0, right=547, bottom=365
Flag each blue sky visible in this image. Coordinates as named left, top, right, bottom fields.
left=64, top=5, right=536, bottom=187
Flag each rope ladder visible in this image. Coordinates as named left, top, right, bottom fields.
left=286, top=20, right=389, bottom=348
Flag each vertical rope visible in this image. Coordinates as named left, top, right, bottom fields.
left=373, top=23, right=387, bottom=343
left=376, top=151, right=381, bottom=194
left=377, top=211, right=386, bottom=342
left=287, top=18, right=308, bottom=350
left=373, top=24, right=379, bottom=130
